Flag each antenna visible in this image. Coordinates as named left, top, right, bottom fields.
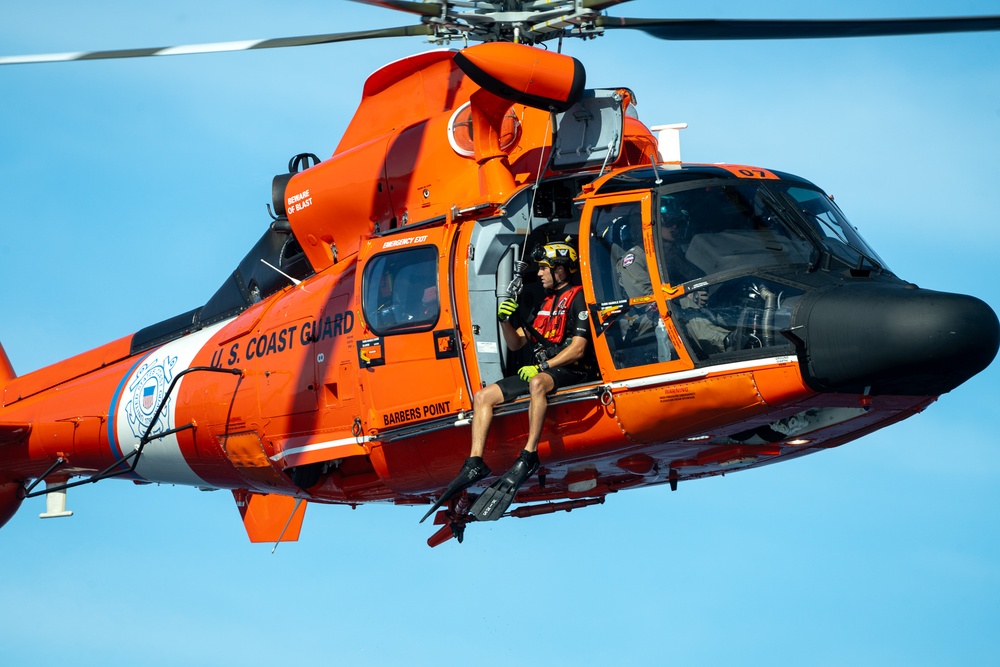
left=260, top=259, right=302, bottom=286
left=271, top=498, right=304, bottom=554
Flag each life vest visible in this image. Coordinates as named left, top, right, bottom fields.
left=533, top=285, right=583, bottom=343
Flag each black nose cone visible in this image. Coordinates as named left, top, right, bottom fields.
left=791, top=283, right=999, bottom=396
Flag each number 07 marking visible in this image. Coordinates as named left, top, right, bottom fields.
left=721, top=165, right=779, bottom=180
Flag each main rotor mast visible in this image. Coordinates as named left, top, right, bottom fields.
left=390, top=0, right=608, bottom=45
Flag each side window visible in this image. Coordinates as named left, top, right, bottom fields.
left=589, top=201, right=674, bottom=369
left=362, top=246, right=440, bottom=334
left=590, top=202, right=648, bottom=303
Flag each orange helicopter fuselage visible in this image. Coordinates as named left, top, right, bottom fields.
left=1, top=43, right=995, bottom=543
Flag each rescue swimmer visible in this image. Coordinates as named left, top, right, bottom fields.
left=421, top=242, right=596, bottom=523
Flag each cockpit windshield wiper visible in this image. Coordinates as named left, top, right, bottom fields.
left=753, top=185, right=823, bottom=271
left=755, top=186, right=808, bottom=241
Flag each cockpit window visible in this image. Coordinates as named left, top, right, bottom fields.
left=782, top=186, right=887, bottom=271
left=668, top=277, right=803, bottom=361
left=362, top=246, right=440, bottom=335
left=652, top=179, right=827, bottom=363
left=654, top=178, right=886, bottom=287
left=655, top=181, right=816, bottom=286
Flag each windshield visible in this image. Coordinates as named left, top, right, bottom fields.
left=655, top=178, right=886, bottom=285
left=781, top=186, right=887, bottom=271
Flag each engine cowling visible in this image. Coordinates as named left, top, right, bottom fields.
left=453, top=42, right=586, bottom=112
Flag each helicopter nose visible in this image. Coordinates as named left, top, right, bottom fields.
left=790, top=283, right=999, bottom=396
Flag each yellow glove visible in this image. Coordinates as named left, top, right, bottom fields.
left=497, top=298, right=519, bottom=322
left=518, top=365, right=540, bottom=381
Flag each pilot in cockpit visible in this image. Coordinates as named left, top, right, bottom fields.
left=657, top=196, right=702, bottom=285
left=658, top=196, right=731, bottom=356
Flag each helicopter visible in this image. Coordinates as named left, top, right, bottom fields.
left=1, top=1, right=998, bottom=549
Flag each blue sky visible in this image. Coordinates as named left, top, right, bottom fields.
left=1, top=1, right=998, bottom=664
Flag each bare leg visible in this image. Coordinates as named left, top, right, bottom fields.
left=418, top=383, right=503, bottom=523
left=522, top=373, right=555, bottom=453
left=470, top=383, right=505, bottom=457
left=469, top=376, right=549, bottom=522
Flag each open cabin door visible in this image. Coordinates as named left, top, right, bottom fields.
left=354, top=226, right=470, bottom=436
left=581, top=192, right=694, bottom=380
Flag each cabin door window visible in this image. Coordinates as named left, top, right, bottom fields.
left=586, top=194, right=677, bottom=371
left=361, top=246, right=440, bottom=334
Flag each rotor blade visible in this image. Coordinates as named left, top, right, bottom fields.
left=0, top=24, right=433, bottom=66
left=597, top=15, right=1000, bottom=41
left=581, top=0, right=633, bottom=10
left=348, top=0, right=443, bottom=18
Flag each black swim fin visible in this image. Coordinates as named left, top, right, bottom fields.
left=469, top=450, right=539, bottom=522
left=419, top=457, right=491, bottom=523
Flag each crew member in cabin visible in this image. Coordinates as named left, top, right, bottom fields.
left=608, top=206, right=675, bottom=364
left=421, top=241, right=596, bottom=523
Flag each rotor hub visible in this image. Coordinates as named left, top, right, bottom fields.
left=419, top=1, right=605, bottom=45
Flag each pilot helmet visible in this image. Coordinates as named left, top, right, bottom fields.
left=659, top=196, right=690, bottom=235
left=610, top=207, right=642, bottom=249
